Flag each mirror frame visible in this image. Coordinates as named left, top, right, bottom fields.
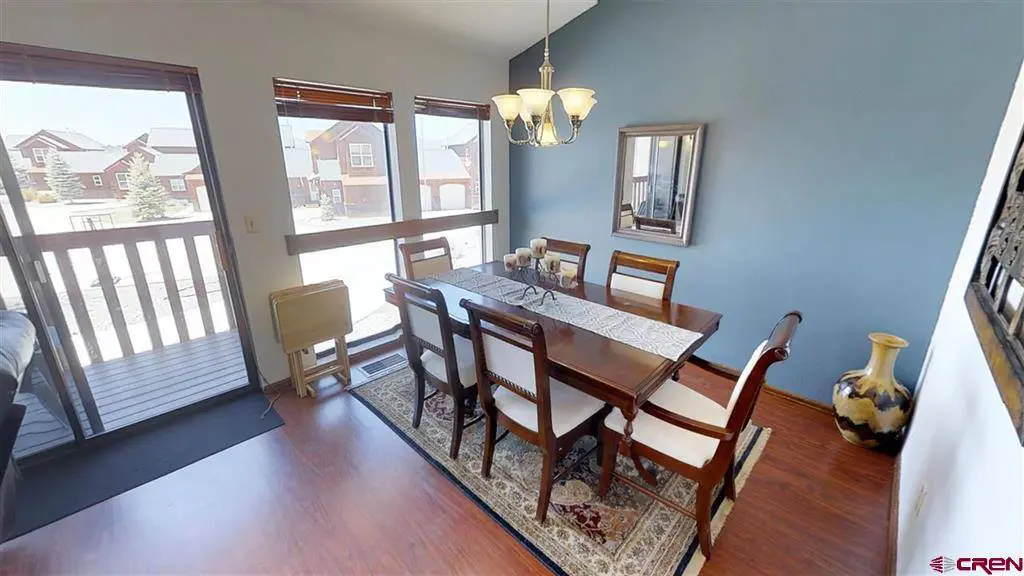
left=611, top=123, right=705, bottom=247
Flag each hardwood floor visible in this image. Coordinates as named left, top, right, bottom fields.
left=0, top=361, right=894, bottom=575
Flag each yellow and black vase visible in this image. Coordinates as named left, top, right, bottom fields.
left=832, top=333, right=913, bottom=451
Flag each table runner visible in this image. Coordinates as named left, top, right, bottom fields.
left=430, top=268, right=703, bottom=360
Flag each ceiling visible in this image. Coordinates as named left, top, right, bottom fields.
left=305, top=1, right=597, bottom=59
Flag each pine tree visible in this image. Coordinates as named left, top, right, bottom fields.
left=125, top=153, right=169, bottom=222
left=44, top=151, right=85, bottom=203
left=14, top=163, right=31, bottom=191
left=319, top=188, right=335, bottom=221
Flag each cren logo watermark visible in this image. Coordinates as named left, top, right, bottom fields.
left=931, top=556, right=1024, bottom=574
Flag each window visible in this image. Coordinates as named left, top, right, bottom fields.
left=414, top=96, right=490, bottom=268
left=274, top=78, right=399, bottom=345
left=32, top=148, right=50, bottom=163
left=92, top=175, right=103, bottom=186
left=115, top=172, right=129, bottom=190
left=348, top=143, right=373, bottom=168
left=965, top=135, right=1024, bottom=445
left=170, top=178, right=186, bottom=192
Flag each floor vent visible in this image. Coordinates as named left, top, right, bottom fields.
left=360, top=353, right=406, bottom=378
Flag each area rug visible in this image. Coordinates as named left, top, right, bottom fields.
left=352, top=368, right=771, bottom=576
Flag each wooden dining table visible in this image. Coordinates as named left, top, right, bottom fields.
left=384, top=261, right=722, bottom=482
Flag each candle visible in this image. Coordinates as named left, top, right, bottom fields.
left=530, top=238, right=547, bottom=258
left=558, top=267, right=577, bottom=288
left=542, top=252, right=561, bottom=273
left=515, top=247, right=532, bottom=267
left=503, top=253, right=517, bottom=270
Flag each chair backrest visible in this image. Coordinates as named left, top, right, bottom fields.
left=387, top=273, right=460, bottom=389
left=399, top=237, right=453, bottom=280
left=635, top=215, right=676, bottom=234
left=606, top=250, right=679, bottom=301
left=619, top=203, right=636, bottom=229
left=722, top=311, right=802, bottom=436
left=461, top=299, right=556, bottom=442
left=543, top=237, right=591, bottom=280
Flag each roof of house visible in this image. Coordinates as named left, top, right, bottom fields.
left=444, top=124, right=479, bottom=146
left=283, top=147, right=315, bottom=178
left=146, top=127, right=197, bottom=149
left=46, top=130, right=106, bottom=150
left=56, top=149, right=130, bottom=173
left=418, top=149, right=471, bottom=180
left=150, top=154, right=201, bottom=176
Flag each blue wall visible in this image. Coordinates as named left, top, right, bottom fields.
left=509, top=1, right=1023, bottom=403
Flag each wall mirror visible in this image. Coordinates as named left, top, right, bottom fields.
left=612, top=123, right=705, bottom=246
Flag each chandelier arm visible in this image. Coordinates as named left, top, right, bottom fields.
left=558, top=118, right=582, bottom=145
left=504, top=119, right=536, bottom=146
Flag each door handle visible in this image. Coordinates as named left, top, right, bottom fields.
left=32, top=259, right=48, bottom=284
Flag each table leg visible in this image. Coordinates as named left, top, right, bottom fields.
left=619, top=405, right=658, bottom=486
left=335, top=337, right=351, bottom=389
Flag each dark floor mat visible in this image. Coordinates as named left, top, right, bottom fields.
left=4, top=390, right=283, bottom=541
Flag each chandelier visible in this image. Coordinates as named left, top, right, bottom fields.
left=492, top=0, right=596, bottom=147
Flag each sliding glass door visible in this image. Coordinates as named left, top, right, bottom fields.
left=0, top=43, right=257, bottom=458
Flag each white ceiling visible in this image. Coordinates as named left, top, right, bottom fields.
left=305, top=0, right=597, bottom=59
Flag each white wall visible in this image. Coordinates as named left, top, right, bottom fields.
left=0, top=1, right=511, bottom=383
left=897, top=63, right=1024, bottom=574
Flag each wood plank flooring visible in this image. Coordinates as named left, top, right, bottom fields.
left=13, top=331, right=248, bottom=457
left=0, top=361, right=894, bottom=575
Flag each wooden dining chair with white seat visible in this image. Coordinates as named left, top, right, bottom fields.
left=399, top=237, right=453, bottom=280
left=598, top=311, right=802, bottom=558
left=461, top=299, right=610, bottom=523
left=542, top=237, right=591, bottom=280
left=606, top=250, right=679, bottom=301
left=387, top=274, right=480, bottom=460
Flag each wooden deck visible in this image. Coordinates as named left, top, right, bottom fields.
left=13, top=330, right=249, bottom=458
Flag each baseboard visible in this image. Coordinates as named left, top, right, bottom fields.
left=764, top=384, right=833, bottom=415
left=887, top=458, right=900, bottom=576
left=263, top=337, right=404, bottom=394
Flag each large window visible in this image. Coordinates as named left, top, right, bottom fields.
left=274, top=79, right=400, bottom=343
left=414, top=96, right=489, bottom=269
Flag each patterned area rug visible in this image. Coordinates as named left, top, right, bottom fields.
left=352, top=368, right=771, bottom=576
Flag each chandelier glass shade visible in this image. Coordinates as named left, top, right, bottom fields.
left=492, top=0, right=595, bottom=147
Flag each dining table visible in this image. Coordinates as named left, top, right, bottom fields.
left=383, top=260, right=722, bottom=484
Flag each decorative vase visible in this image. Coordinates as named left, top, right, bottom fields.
left=832, top=332, right=913, bottom=450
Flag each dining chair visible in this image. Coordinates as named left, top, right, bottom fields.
left=387, top=274, right=480, bottom=459
left=606, top=250, right=680, bottom=301
left=399, top=237, right=453, bottom=280
left=542, top=237, right=591, bottom=280
left=461, top=299, right=609, bottom=523
left=598, top=311, right=802, bottom=558
left=619, top=203, right=636, bottom=229
left=635, top=215, right=677, bottom=234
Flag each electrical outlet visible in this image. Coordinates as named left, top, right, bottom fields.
left=244, top=216, right=258, bottom=234
left=913, top=485, right=928, bottom=518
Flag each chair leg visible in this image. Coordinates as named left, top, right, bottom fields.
left=481, top=413, right=496, bottom=478
left=724, top=455, right=737, bottom=501
left=696, top=481, right=713, bottom=558
left=411, top=367, right=426, bottom=429
left=449, top=395, right=465, bottom=460
left=536, top=449, right=556, bottom=523
left=598, top=426, right=618, bottom=498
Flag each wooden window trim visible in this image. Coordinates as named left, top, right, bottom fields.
left=274, top=78, right=394, bottom=124
left=92, top=175, right=103, bottom=186
left=348, top=143, right=373, bottom=168
left=965, top=131, right=1024, bottom=446
left=1, top=41, right=200, bottom=92
left=115, top=172, right=129, bottom=190
left=285, top=209, right=498, bottom=255
left=170, top=178, right=186, bottom=192
left=414, top=96, right=490, bottom=121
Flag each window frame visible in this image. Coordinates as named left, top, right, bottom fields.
left=32, top=148, right=49, bottom=164
left=170, top=178, right=186, bottom=192
left=115, top=172, right=129, bottom=190
left=91, top=175, right=103, bottom=186
left=348, top=142, right=373, bottom=168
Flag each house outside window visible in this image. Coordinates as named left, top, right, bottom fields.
left=92, top=175, right=103, bottom=186
left=331, top=187, right=342, bottom=202
left=348, top=143, right=373, bottom=168
left=170, top=178, right=186, bottom=192
left=115, top=172, right=129, bottom=190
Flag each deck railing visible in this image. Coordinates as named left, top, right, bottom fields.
left=2, top=219, right=232, bottom=364
left=631, top=175, right=649, bottom=212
